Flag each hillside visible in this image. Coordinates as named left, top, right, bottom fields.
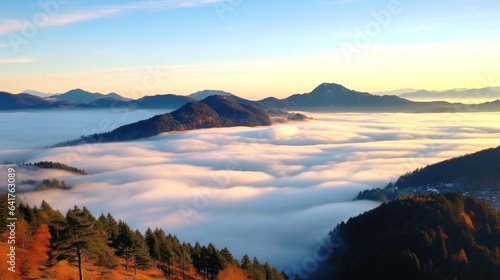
left=19, top=161, right=87, bottom=175
left=20, top=89, right=53, bottom=98
left=356, top=146, right=500, bottom=208
left=55, top=96, right=271, bottom=146
left=78, top=97, right=130, bottom=108
left=0, top=91, right=54, bottom=110
left=313, top=192, right=500, bottom=280
left=393, top=146, right=500, bottom=191
left=0, top=195, right=284, bottom=280
left=131, top=94, right=194, bottom=109
left=51, top=89, right=129, bottom=103
left=189, top=90, right=236, bottom=100
left=285, top=83, right=413, bottom=110
left=200, top=95, right=272, bottom=126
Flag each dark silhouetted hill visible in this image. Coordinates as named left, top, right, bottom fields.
left=284, top=83, right=412, bottom=110
left=55, top=96, right=271, bottom=146
left=0, top=91, right=54, bottom=109
left=200, top=95, right=271, bottom=126
left=50, top=89, right=129, bottom=103
left=314, top=192, right=500, bottom=280
left=131, top=94, right=194, bottom=109
left=394, top=146, right=500, bottom=191
left=78, top=97, right=130, bottom=108
left=257, top=97, right=296, bottom=110
left=20, top=89, right=53, bottom=98
left=189, top=89, right=236, bottom=100
left=51, top=89, right=98, bottom=103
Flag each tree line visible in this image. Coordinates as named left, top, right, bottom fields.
left=19, top=161, right=87, bottom=175
left=312, top=192, right=500, bottom=279
left=0, top=194, right=286, bottom=280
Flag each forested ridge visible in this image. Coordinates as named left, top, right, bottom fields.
left=54, top=95, right=272, bottom=146
left=394, top=146, right=500, bottom=190
left=0, top=195, right=286, bottom=280
left=313, top=192, right=500, bottom=280
left=19, top=161, right=87, bottom=175
left=355, top=146, right=500, bottom=204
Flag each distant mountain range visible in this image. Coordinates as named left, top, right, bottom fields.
left=0, top=92, right=54, bottom=110
left=3, top=83, right=500, bottom=113
left=20, top=89, right=53, bottom=98
left=398, top=87, right=500, bottom=101
left=55, top=95, right=272, bottom=146
left=373, top=88, right=420, bottom=96
left=49, top=88, right=130, bottom=103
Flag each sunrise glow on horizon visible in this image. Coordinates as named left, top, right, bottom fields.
left=1, top=0, right=500, bottom=99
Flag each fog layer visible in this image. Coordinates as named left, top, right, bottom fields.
left=1, top=110, right=500, bottom=268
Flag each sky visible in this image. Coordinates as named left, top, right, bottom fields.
left=1, top=0, right=500, bottom=99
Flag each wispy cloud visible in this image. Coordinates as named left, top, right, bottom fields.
left=0, top=19, right=28, bottom=35
left=0, top=57, right=35, bottom=64
left=0, top=0, right=227, bottom=35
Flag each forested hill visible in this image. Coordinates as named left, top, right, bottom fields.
left=312, top=192, right=500, bottom=280
left=0, top=195, right=285, bottom=280
left=55, top=95, right=272, bottom=146
left=394, top=146, right=500, bottom=190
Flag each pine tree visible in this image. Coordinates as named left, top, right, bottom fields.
left=179, top=242, right=193, bottom=280
left=145, top=227, right=160, bottom=260
left=154, top=228, right=175, bottom=278
left=191, top=241, right=204, bottom=275
left=39, top=200, right=65, bottom=242
left=241, top=254, right=252, bottom=272
left=112, top=221, right=135, bottom=271
left=19, top=203, right=38, bottom=226
left=264, top=261, right=284, bottom=280
left=56, top=206, right=103, bottom=280
left=97, top=212, right=119, bottom=241
left=132, top=229, right=152, bottom=272
left=207, top=243, right=226, bottom=279
left=220, top=247, right=237, bottom=265
left=250, top=257, right=266, bottom=280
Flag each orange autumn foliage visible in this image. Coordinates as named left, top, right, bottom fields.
left=461, top=212, right=476, bottom=231
left=452, top=248, right=469, bottom=264
left=0, top=222, right=52, bottom=279
left=404, top=195, right=434, bottom=203
left=216, top=263, right=248, bottom=280
left=32, top=223, right=52, bottom=266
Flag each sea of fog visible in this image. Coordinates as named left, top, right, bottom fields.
left=1, top=109, right=500, bottom=270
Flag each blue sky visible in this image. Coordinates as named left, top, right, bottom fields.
left=1, top=0, right=499, bottom=99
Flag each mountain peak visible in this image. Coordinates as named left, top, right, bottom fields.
left=315, top=82, right=348, bottom=90
left=19, top=89, right=52, bottom=97
left=66, top=88, right=92, bottom=94
left=189, top=89, right=235, bottom=100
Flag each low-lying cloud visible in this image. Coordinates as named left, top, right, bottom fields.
left=1, top=110, right=500, bottom=268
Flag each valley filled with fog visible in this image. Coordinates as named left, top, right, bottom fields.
left=1, top=110, right=500, bottom=269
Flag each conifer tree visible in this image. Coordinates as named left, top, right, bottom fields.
left=56, top=206, right=109, bottom=280
left=132, top=229, right=152, bottom=272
